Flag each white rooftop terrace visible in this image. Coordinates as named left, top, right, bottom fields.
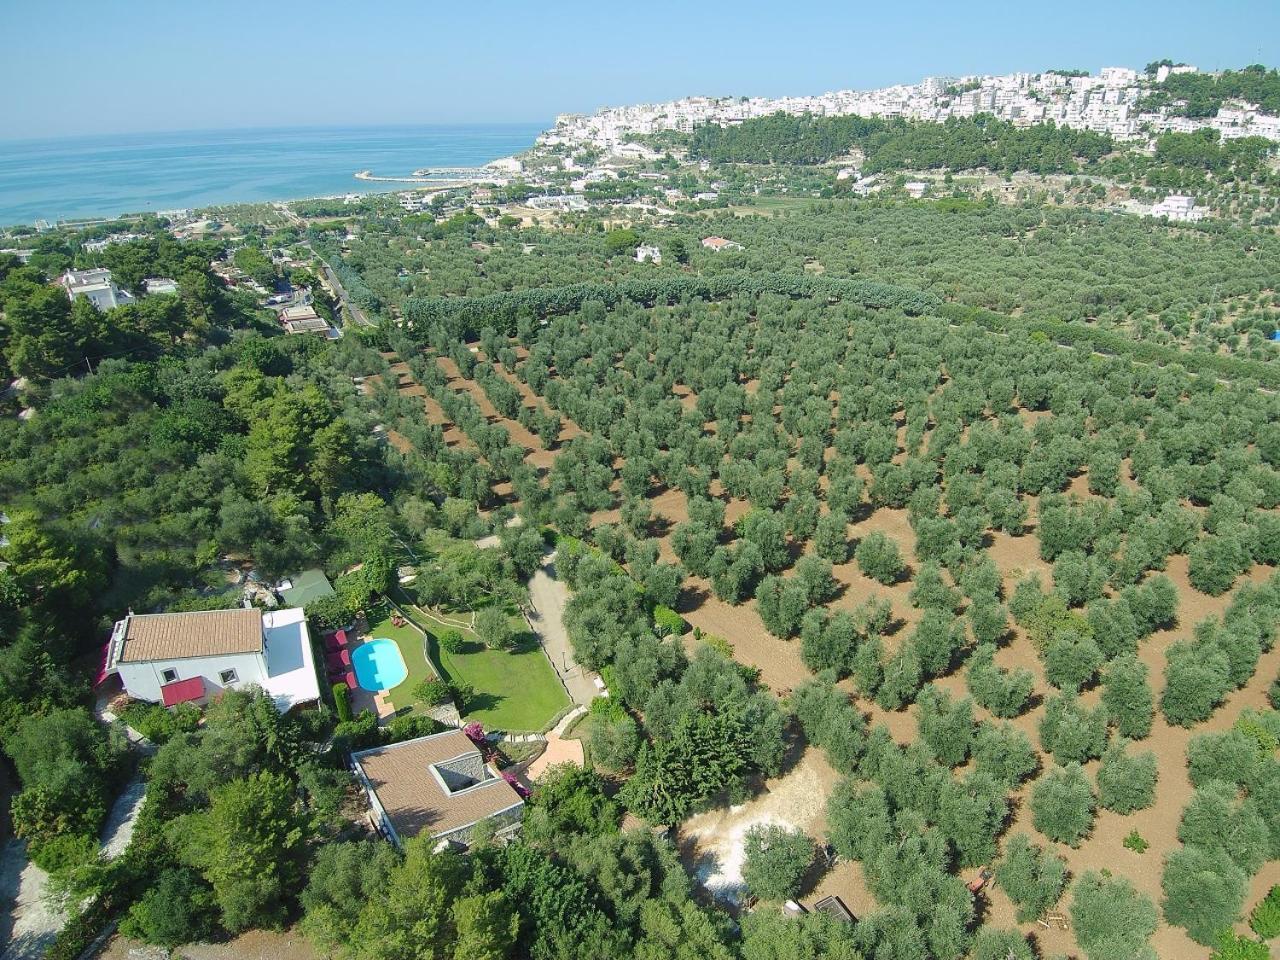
left=261, top=607, right=320, bottom=712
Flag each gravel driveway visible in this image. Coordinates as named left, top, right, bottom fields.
left=526, top=554, right=600, bottom=707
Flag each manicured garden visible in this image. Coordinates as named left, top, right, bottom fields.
left=392, top=593, right=569, bottom=731
left=362, top=602, right=437, bottom=713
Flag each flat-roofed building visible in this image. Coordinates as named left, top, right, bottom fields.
left=59, top=268, right=135, bottom=311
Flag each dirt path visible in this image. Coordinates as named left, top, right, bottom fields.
left=0, top=840, right=63, bottom=960
left=527, top=553, right=600, bottom=707
left=99, top=777, right=146, bottom=861
left=99, top=927, right=316, bottom=960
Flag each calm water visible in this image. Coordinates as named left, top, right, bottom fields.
left=0, top=123, right=545, bottom=226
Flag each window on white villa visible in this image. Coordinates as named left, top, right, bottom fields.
left=219, top=668, right=239, bottom=685
left=161, top=668, right=178, bottom=683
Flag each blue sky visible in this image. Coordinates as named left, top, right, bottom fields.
left=1, top=0, right=1277, bottom=140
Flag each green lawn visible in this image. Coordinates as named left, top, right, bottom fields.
left=363, top=603, right=437, bottom=713
left=391, top=592, right=569, bottom=731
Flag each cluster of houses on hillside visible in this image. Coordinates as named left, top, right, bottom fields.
left=543, top=64, right=1280, bottom=151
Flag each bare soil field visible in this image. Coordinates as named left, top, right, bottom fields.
left=99, top=928, right=316, bottom=960
left=375, top=338, right=1280, bottom=960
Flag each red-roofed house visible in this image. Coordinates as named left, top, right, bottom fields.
left=700, top=236, right=742, bottom=252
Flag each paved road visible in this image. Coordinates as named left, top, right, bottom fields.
left=526, top=552, right=600, bottom=707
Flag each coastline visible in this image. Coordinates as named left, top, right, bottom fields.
left=0, top=124, right=543, bottom=228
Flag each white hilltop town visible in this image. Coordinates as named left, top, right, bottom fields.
left=540, top=63, right=1280, bottom=152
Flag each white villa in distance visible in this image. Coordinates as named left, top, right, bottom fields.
left=59, top=268, right=135, bottom=311
left=635, top=243, right=662, bottom=264
left=1149, top=194, right=1205, bottom=222
left=102, top=606, right=321, bottom=712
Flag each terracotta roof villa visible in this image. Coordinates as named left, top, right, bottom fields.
left=114, top=608, right=264, bottom=662
left=352, top=729, right=525, bottom=848
left=102, top=606, right=321, bottom=712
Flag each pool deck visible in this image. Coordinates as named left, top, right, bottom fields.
left=347, top=636, right=399, bottom=722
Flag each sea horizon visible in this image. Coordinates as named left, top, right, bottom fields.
left=0, top=122, right=547, bottom=227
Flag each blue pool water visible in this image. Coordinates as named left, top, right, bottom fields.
left=352, top=638, right=408, bottom=692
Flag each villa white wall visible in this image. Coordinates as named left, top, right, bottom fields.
left=117, top=650, right=268, bottom=704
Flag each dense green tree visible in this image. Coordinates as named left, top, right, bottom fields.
left=175, top=771, right=310, bottom=932
left=972, top=721, right=1039, bottom=787
left=1043, top=629, right=1103, bottom=692
left=1162, top=638, right=1232, bottom=726
left=855, top=531, right=905, bottom=585
left=1162, top=844, right=1249, bottom=946
left=1176, top=780, right=1270, bottom=875
left=1071, top=870, right=1159, bottom=960
left=1096, top=739, right=1158, bottom=814
left=1101, top=654, right=1155, bottom=739
left=119, top=868, right=220, bottom=948
left=916, top=687, right=975, bottom=767
left=1030, top=763, right=1096, bottom=846
left=742, top=824, right=814, bottom=901
left=995, top=833, right=1067, bottom=923
left=1038, top=693, right=1108, bottom=765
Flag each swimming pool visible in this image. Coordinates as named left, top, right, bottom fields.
left=352, top=638, right=408, bottom=692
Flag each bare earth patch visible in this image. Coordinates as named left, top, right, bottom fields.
left=679, top=748, right=835, bottom=903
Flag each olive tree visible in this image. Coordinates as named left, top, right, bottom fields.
left=742, top=824, right=815, bottom=901
left=855, top=532, right=905, bottom=585
left=1030, top=763, right=1096, bottom=846
left=1096, top=740, right=1158, bottom=814
left=995, top=833, right=1067, bottom=923
left=1071, top=870, right=1159, bottom=960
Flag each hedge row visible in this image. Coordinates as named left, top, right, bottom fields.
left=939, top=303, right=1280, bottom=390
left=402, top=272, right=942, bottom=337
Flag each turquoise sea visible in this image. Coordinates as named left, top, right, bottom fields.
left=0, top=123, right=545, bottom=226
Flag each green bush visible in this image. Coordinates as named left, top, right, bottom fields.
left=119, top=702, right=202, bottom=744
left=1123, top=830, right=1149, bottom=853
left=438, top=629, right=466, bottom=654
left=306, top=592, right=358, bottom=631
left=118, top=867, right=219, bottom=947
left=385, top=713, right=444, bottom=744
left=332, top=682, right=352, bottom=722
left=1249, top=885, right=1280, bottom=939
left=1211, top=932, right=1271, bottom=960
left=412, top=677, right=451, bottom=706
left=653, top=605, right=687, bottom=638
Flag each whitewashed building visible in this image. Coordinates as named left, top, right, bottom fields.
left=1150, top=194, right=1204, bottom=222
left=103, top=607, right=321, bottom=712
left=144, top=277, right=179, bottom=296
left=59, top=268, right=135, bottom=311
left=635, top=244, right=662, bottom=264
